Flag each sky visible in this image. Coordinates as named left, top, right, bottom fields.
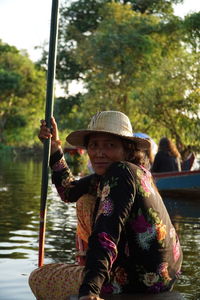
left=0, top=0, right=199, bottom=62
left=0, top=0, right=53, bottom=61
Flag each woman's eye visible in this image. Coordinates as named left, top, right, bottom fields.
left=88, top=142, right=96, bottom=149
left=107, top=143, right=115, bottom=148
left=87, top=140, right=118, bottom=149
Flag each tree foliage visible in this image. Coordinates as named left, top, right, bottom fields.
left=52, top=0, right=200, bottom=152
left=0, top=41, right=46, bottom=146
left=182, top=12, right=200, bottom=52
left=1, top=0, right=200, bottom=153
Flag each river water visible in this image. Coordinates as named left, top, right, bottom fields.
left=0, top=156, right=200, bottom=300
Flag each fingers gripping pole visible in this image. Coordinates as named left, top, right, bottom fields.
left=38, top=0, right=60, bottom=267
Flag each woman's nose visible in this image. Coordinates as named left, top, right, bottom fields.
left=96, top=147, right=105, bottom=156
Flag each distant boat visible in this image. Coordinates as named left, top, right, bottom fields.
left=153, top=169, right=200, bottom=198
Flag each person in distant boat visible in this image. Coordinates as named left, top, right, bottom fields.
left=29, top=111, right=182, bottom=300
left=151, top=137, right=182, bottom=173
left=181, top=146, right=196, bottom=171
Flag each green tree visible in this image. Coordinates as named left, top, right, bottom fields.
left=0, top=41, right=46, bottom=146
left=183, top=12, right=200, bottom=52
left=74, top=3, right=162, bottom=112
left=50, top=0, right=200, bottom=151
left=58, top=4, right=185, bottom=122
left=57, top=0, right=183, bottom=86
left=131, top=50, right=200, bottom=150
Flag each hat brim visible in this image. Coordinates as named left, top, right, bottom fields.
left=66, top=129, right=151, bottom=150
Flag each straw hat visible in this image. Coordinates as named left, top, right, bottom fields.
left=66, top=111, right=150, bottom=150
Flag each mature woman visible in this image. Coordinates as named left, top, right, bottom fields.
left=151, top=137, right=182, bottom=173
left=29, top=111, right=182, bottom=300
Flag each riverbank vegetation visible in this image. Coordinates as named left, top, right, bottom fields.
left=0, top=0, right=200, bottom=156
left=0, top=41, right=46, bottom=149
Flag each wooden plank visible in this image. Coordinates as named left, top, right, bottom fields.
left=69, top=291, right=183, bottom=300
left=104, top=291, right=183, bottom=300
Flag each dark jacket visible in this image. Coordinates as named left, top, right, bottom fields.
left=50, top=150, right=183, bottom=297
left=151, top=151, right=181, bottom=173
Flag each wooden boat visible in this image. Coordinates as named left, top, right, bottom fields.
left=69, top=291, right=183, bottom=300
left=104, top=291, right=183, bottom=299
left=153, top=169, right=200, bottom=198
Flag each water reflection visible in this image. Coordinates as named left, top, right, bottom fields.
left=0, top=156, right=200, bottom=299
left=164, top=198, right=200, bottom=300
left=44, top=188, right=77, bottom=263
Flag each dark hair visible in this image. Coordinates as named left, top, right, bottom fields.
left=122, top=140, right=150, bottom=168
left=158, top=137, right=181, bottom=158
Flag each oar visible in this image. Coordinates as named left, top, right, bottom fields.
left=38, top=0, right=60, bottom=268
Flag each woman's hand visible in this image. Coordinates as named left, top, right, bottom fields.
left=79, top=296, right=104, bottom=300
left=38, top=117, right=61, bottom=154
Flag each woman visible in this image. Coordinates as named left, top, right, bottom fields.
left=151, top=137, right=182, bottom=173
left=29, top=111, right=182, bottom=300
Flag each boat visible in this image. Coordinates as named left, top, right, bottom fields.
left=69, top=291, right=183, bottom=300
left=153, top=169, right=200, bottom=198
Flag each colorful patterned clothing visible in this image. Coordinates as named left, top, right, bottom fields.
left=50, top=149, right=98, bottom=265
left=29, top=149, right=182, bottom=299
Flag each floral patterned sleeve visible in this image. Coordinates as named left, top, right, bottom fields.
left=79, top=162, right=135, bottom=297
left=50, top=149, right=95, bottom=203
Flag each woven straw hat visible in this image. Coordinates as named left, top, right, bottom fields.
left=66, top=111, right=150, bottom=150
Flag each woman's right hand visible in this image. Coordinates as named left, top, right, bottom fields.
left=38, top=117, right=61, bottom=154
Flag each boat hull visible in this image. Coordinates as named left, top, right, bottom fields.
left=153, top=170, right=200, bottom=198
left=69, top=291, right=183, bottom=300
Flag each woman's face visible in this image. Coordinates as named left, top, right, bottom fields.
left=87, top=133, right=126, bottom=175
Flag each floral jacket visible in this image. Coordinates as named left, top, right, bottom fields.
left=50, top=150, right=182, bottom=297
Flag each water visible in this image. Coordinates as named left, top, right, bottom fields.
left=0, top=156, right=200, bottom=300
left=0, top=156, right=77, bottom=300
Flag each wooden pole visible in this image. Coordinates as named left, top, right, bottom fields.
left=38, top=0, right=60, bottom=267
